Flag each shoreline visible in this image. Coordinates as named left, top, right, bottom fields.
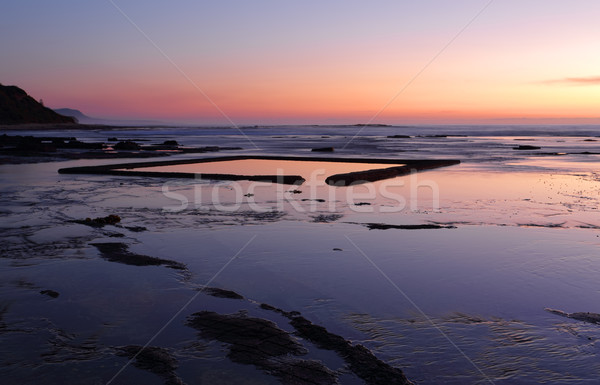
left=1, top=127, right=599, bottom=384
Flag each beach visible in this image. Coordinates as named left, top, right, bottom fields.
left=1, top=125, right=600, bottom=384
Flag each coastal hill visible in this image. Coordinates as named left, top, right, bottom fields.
left=54, top=107, right=163, bottom=126
left=0, top=84, right=76, bottom=125
left=53, top=108, right=92, bottom=124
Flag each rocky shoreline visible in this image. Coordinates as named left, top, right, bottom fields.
left=0, top=133, right=241, bottom=164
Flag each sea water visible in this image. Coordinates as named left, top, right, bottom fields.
left=1, top=124, right=599, bottom=384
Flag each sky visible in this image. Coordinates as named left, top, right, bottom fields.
left=2, top=1, right=600, bottom=125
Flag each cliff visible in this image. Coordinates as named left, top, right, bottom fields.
left=0, top=84, right=76, bottom=125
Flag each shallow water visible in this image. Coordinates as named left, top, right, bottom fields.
left=1, top=126, right=599, bottom=384
left=127, top=159, right=404, bottom=178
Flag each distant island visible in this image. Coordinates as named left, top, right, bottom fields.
left=0, top=84, right=76, bottom=125
left=353, top=123, right=391, bottom=127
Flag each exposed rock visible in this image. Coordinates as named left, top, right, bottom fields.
left=545, top=308, right=600, bottom=324
left=187, top=311, right=337, bottom=384
left=273, top=359, right=340, bottom=385
left=123, top=225, right=147, bottom=232
left=514, top=145, right=541, bottom=150
left=363, top=223, right=456, bottom=230
left=114, top=141, right=141, bottom=150
left=292, top=316, right=411, bottom=384
left=311, top=147, right=334, bottom=152
left=187, top=311, right=305, bottom=360
left=201, top=287, right=244, bottom=300
left=116, top=345, right=183, bottom=385
left=40, top=290, right=59, bottom=298
left=259, top=304, right=413, bottom=385
left=90, top=242, right=186, bottom=270
left=74, top=214, right=121, bottom=227
left=59, top=159, right=304, bottom=185
left=325, top=160, right=460, bottom=186
left=311, top=214, right=343, bottom=223
left=387, top=135, right=411, bottom=138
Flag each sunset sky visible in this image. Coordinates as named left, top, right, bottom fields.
left=2, top=1, right=600, bottom=124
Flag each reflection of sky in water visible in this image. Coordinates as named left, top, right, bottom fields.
left=149, top=165, right=599, bottom=229
left=129, top=223, right=600, bottom=384
left=2, top=131, right=600, bottom=384
left=125, top=159, right=404, bottom=182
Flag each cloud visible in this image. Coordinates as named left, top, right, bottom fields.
left=542, top=76, right=600, bottom=85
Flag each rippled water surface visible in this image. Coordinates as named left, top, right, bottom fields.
left=1, top=126, right=599, bottom=384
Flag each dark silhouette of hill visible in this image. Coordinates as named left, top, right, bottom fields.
left=0, top=84, right=76, bottom=125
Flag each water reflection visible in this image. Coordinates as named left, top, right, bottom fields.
left=127, top=159, right=405, bottom=184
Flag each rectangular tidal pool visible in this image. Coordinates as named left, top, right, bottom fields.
left=120, top=159, right=404, bottom=179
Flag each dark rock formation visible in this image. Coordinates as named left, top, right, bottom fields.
left=123, top=225, right=147, bottom=232
left=114, top=141, right=141, bottom=150
left=1, top=134, right=240, bottom=163
left=201, top=287, right=244, bottom=300
left=59, top=156, right=306, bottom=185
left=40, top=290, right=60, bottom=298
left=513, top=145, right=541, bottom=150
left=188, top=311, right=305, bottom=360
left=187, top=311, right=338, bottom=384
left=0, top=84, right=76, bottom=125
left=74, top=214, right=121, bottom=227
left=311, top=214, right=344, bottom=223
left=325, top=160, right=460, bottom=186
left=116, top=345, right=183, bottom=385
left=290, top=316, right=412, bottom=385
left=259, top=304, right=413, bottom=385
left=363, top=223, right=456, bottom=230
left=311, top=147, right=334, bottom=152
left=90, top=242, right=186, bottom=270
left=545, top=308, right=600, bottom=324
